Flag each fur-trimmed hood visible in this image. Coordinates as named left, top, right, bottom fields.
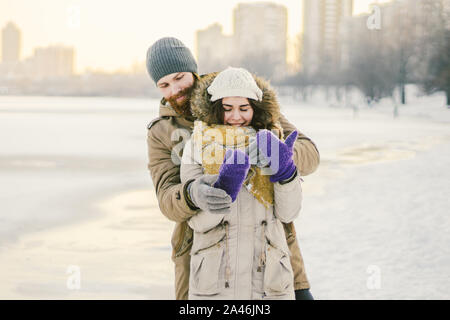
left=189, top=72, right=281, bottom=128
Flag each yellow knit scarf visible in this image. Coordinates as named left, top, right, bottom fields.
left=192, top=121, right=274, bottom=208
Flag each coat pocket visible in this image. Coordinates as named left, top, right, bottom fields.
left=263, top=243, right=293, bottom=296
left=190, top=246, right=224, bottom=296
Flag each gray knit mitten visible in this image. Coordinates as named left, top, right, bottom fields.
left=188, top=175, right=232, bottom=214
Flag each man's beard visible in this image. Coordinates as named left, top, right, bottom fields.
left=167, top=86, right=194, bottom=121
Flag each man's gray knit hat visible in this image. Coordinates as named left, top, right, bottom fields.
left=146, top=37, right=198, bottom=84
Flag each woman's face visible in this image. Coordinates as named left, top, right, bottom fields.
left=222, top=97, right=254, bottom=127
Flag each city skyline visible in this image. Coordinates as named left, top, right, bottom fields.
left=0, top=0, right=392, bottom=73
left=302, top=0, right=353, bottom=74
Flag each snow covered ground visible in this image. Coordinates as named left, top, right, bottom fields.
left=0, top=89, right=448, bottom=299
left=280, top=88, right=450, bottom=299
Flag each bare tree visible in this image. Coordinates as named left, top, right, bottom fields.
left=279, top=71, right=312, bottom=101
left=419, top=0, right=450, bottom=106
left=423, top=29, right=450, bottom=106
left=382, top=3, right=420, bottom=105
left=345, top=19, right=397, bottom=106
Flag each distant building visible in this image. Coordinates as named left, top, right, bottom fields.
left=1, top=22, right=22, bottom=63
left=195, top=23, right=234, bottom=74
left=232, top=2, right=288, bottom=79
left=302, top=0, right=353, bottom=74
left=31, top=45, right=75, bottom=79
left=287, top=34, right=302, bottom=75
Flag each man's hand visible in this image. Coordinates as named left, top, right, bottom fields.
left=188, top=175, right=232, bottom=214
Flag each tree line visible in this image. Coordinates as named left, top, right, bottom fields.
left=241, top=0, right=450, bottom=109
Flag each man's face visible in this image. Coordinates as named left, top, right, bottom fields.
left=156, top=72, right=195, bottom=105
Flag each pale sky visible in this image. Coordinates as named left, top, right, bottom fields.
left=0, top=0, right=392, bottom=73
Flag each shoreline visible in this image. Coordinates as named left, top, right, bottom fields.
left=0, top=189, right=175, bottom=299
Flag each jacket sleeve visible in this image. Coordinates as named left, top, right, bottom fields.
left=181, top=139, right=225, bottom=233
left=188, top=210, right=225, bottom=234
left=147, top=121, right=199, bottom=223
left=273, top=172, right=303, bottom=223
left=278, top=113, right=320, bottom=177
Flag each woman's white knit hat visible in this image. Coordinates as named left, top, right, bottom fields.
left=207, top=67, right=263, bottom=102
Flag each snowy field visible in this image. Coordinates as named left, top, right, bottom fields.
left=0, top=89, right=448, bottom=299
left=279, top=87, right=450, bottom=300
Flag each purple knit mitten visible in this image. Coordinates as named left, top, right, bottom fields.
left=214, top=149, right=250, bottom=202
left=256, top=130, right=298, bottom=183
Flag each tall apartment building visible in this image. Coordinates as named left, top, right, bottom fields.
left=233, top=2, right=288, bottom=78
left=195, top=23, right=234, bottom=74
left=32, top=45, right=75, bottom=78
left=302, top=0, right=353, bottom=74
left=1, top=22, right=22, bottom=63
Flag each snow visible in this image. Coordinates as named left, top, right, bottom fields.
left=278, top=87, right=450, bottom=299
left=0, top=88, right=448, bottom=299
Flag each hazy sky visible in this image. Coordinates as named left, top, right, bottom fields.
left=0, top=0, right=392, bottom=73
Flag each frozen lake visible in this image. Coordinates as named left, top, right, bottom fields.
left=0, top=94, right=449, bottom=299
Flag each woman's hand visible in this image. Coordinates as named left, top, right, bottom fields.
left=214, top=149, right=251, bottom=201
left=254, top=130, right=298, bottom=183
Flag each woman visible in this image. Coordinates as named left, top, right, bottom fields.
left=180, top=67, right=304, bottom=300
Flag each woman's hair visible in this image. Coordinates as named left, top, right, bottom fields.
left=208, top=98, right=276, bottom=131
left=192, top=72, right=200, bottom=80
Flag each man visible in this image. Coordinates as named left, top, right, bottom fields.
left=146, top=37, right=320, bottom=300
